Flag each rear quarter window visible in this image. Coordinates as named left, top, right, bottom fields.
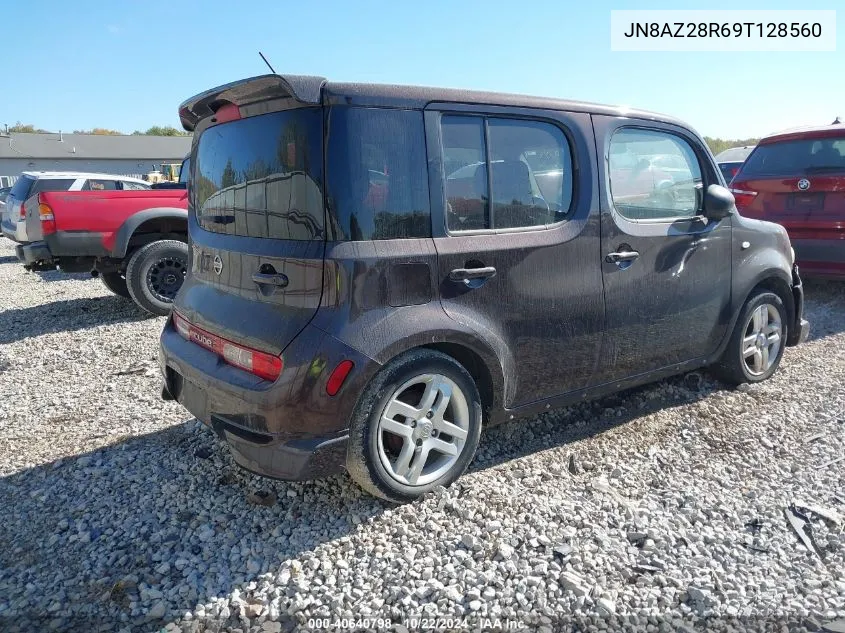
left=30, top=179, right=77, bottom=196
left=193, top=108, right=324, bottom=240
left=326, top=107, right=430, bottom=240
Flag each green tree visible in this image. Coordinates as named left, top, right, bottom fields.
left=7, top=121, right=48, bottom=133
left=74, top=128, right=123, bottom=135
left=133, top=125, right=191, bottom=137
left=704, top=137, right=759, bottom=156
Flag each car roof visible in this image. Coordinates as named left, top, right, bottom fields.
left=714, top=146, right=755, bottom=162
left=179, top=73, right=693, bottom=133
left=20, top=171, right=148, bottom=184
left=760, top=123, right=845, bottom=144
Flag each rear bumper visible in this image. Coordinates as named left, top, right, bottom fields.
left=792, top=238, right=845, bottom=279
left=15, top=233, right=105, bottom=272
left=15, top=241, right=53, bottom=267
left=159, top=319, right=380, bottom=481
left=787, top=264, right=809, bottom=346
left=1, top=217, right=27, bottom=242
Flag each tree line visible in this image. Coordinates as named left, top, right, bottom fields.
left=703, top=137, right=759, bottom=155
left=4, top=122, right=190, bottom=136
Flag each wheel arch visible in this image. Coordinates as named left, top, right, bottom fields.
left=357, top=327, right=510, bottom=423
left=421, top=341, right=498, bottom=422
left=741, top=269, right=795, bottom=337
left=111, top=208, right=188, bottom=259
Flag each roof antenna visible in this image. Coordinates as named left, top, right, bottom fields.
left=258, top=51, right=276, bottom=74
left=833, top=116, right=842, bottom=125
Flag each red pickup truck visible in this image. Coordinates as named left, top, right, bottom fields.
left=16, top=189, right=188, bottom=315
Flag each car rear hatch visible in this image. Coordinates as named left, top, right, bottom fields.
left=174, top=75, right=328, bottom=361
left=732, top=135, right=845, bottom=240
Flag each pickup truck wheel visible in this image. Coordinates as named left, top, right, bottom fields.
left=125, top=239, right=188, bottom=316
left=100, top=272, right=130, bottom=298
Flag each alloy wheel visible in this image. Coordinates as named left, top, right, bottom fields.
left=741, top=303, right=782, bottom=376
left=376, top=373, right=470, bottom=487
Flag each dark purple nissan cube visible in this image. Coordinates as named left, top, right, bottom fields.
left=160, top=73, right=808, bottom=502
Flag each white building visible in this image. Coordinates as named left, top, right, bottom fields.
left=0, top=132, right=192, bottom=187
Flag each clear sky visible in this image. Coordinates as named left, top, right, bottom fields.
left=2, top=0, right=841, bottom=140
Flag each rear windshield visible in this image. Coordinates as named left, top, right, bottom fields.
left=740, top=137, right=845, bottom=177
left=193, top=108, right=324, bottom=240
left=9, top=176, right=35, bottom=200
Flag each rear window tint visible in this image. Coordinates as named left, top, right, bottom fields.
left=31, top=179, right=77, bottom=196
left=9, top=176, right=35, bottom=200
left=179, top=157, right=191, bottom=184
left=326, top=107, right=430, bottom=240
left=740, top=137, right=845, bottom=177
left=193, top=108, right=324, bottom=240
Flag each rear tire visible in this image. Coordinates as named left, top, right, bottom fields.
left=125, top=239, right=188, bottom=316
left=711, top=290, right=787, bottom=385
left=100, top=272, right=130, bottom=298
left=346, top=349, right=483, bottom=503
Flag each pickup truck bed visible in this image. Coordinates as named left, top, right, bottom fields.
left=16, top=189, right=189, bottom=316
left=22, top=189, right=187, bottom=257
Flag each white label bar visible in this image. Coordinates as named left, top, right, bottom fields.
left=610, top=10, right=836, bottom=52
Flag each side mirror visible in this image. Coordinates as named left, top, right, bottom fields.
left=703, top=184, right=734, bottom=220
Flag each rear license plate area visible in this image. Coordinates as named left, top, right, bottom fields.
left=787, top=193, right=825, bottom=212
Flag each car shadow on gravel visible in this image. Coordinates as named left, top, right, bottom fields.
left=33, top=269, right=95, bottom=283
left=469, top=371, right=721, bottom=475
left=0, top=295, right=149, bottom=344
left=0, top=255, right=18, bottom=265
left=0, top=420, right=385, bottom=631
left=802, top=279, right=845, bottom=340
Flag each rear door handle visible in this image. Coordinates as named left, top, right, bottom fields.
left=252, top=272, right=289, bottom=287
left=449, top=266, right=497, bottom=283
left=605, top=250, right=640, bottom=264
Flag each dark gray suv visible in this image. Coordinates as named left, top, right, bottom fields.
left=160, top=74, right=808, bottom=502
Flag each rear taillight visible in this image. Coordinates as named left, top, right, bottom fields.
left=172, top=313, right=283, bottom=381
left=39, top=203, right=56, bottom=235
left=730, top=187, right=757, bottom=212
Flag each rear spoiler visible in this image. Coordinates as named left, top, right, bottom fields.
left=178, top=74, right=327, bottom=132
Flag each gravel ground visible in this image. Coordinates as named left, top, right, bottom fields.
left=0, top=237, right=843, bottom=633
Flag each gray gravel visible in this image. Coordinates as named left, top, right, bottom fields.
left=0, top=237, right=843, bottom=633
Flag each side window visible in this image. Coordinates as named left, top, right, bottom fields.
left=29, top=178, right=76, bottom=196
left=442, top=116, right=489, bottom=231
left=82, top=179, right=119, bottom=191
left=121, top=181, right=149, bottom=190
left=442, top=115, right=573, bottom=232
left=609, top=128, right=703, bottom=221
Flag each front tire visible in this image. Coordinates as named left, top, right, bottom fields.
left=712, top=290, right=787, bottom=385
left=125, top=239, right=188, bottom=316
left=346, top=350, right=483, bottom=503
left=100, top=271, right=130, bottom=298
